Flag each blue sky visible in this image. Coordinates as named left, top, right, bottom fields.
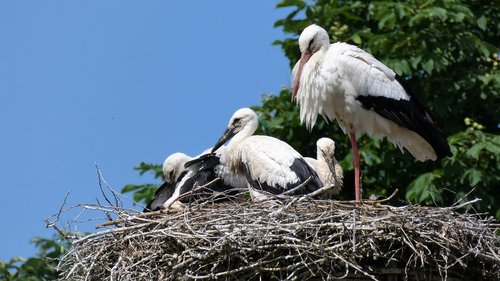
left=0, top=1, right=293, bottom=261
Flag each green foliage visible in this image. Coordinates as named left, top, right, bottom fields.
left=121, top=162, right=163, bottom=205
left=0, top=237, right=67, bottom=281
left=268, top=0, right=500, bottom=218
left=407, top=119, right=500, bottom=215
left=134, top=162, right=163, bottom=178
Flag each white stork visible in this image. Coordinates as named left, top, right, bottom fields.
left=292, top=24, right=452, bottom=204
left=162, top=152, right=191, bottom=183
left=144, top=152, right=191, bottom=212
left=148, top=148, right=248, bottom=211
left=162, top=152, right=220, bottom=208
left=210, top=108, right=323, bottom=200
left=305, top=137, right=343, bottom=198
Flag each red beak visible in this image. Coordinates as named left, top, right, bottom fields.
left=292, top=51, right=312, bottom=101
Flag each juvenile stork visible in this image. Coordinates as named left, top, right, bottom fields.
left=305, top=137, right=343, bottom=198
left=211, top=108, right=322, bottom=200
left=151, top=148, right=248, bottom=211
left=292, top=24, right=451, bottom=204
left=144, top=152, right=191, bottom=212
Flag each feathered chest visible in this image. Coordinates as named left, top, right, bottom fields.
left=295, top=54, right=349, bottom=129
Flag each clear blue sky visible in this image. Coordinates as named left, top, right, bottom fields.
left=0, top=1, right=293, bottom=261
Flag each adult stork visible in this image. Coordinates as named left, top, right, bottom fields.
left=305, top=137, right=343, bottom=198
left=144, top=152, right=191, bottom=212
left=292, top=24, right=452, bottom=204
left=210, top=108, right=322, bottom=200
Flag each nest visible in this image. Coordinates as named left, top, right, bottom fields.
left=50, top=186, right=499, bottom=281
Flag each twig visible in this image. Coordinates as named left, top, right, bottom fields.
left=281, top=176, right=313, bottom=195
left=452, top=187, right=476, bottom=207
left=444, top=198, right=481, bottom=210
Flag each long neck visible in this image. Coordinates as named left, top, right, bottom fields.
left=225, top=120, right=257, bottom=174
left=226, top=120, right=257, bottom=152
left=308, top=47, right=327, bottom=72
left=297, top=47, right=327, bottom=124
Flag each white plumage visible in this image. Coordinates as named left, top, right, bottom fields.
left=211, top=108, right=322, bottom=200
left=162, top=152, right=191, bottom=183
left=214, top=146, right=253, bottom=190
left=145, top=148, right=247, bottom=211
left=292, top=24, right=451, bottom=203
left=145, top=152, right=191, bottom=212
left=305, top=137, right=343, bottom=197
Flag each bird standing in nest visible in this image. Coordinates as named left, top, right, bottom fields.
left=292, top=24, right=451, bottom=204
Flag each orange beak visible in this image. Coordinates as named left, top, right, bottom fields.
left=292, top=51, right=312, bottom=101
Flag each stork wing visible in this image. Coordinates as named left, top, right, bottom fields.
left=327, top=44, right=451, bottom=159
left=144, top=181, right=176, bottom=212
left=184, top=152, right=219, bottom=169
left=331, top=42, right=410, bottom=101
left=241, top=136, right=322, bottom=194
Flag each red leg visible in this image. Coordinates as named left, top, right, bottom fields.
left=349, top=132, right=360, bottom=205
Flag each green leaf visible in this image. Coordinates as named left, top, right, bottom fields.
left=131, top=184, right=158, bottom=204
left=477, top=16, right=487, bottom=31
left=422, top=59, right=434, bottom=74
left=276, top=0, right=306, bottom=9
left=390, top=59, right=411, bottom=76
left=409, top=55, right=422, bottom=69
left=409, top=13, right=426, bottom=27
left=121, top=184, right=144, bottom=193
left=429, top=7, right=447, bottom=21
left=462, top=169, right=482, bottom=186
left=134, top=162, right=162, bottom=178
left=360, top=149, right=382, bottom=165
left=466, top=143, right=486, bottom=160
left=485, top=142, right=500, bottom=155
left=406, top=173, right=435, bottom=203
left=378, top=13, right=396, bottom=30
left=351, top=33, right=362, bottom=45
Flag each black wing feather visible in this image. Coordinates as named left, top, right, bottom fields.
left=242, top=158, right=322, bottom=195
left=178, top=154, right=237, bottom=203
left=144, top=181, right=175, bottom=212
left=185, top=152, right=220, bottom=169
left=242, top=162, right=283, bottom=194
left=356, top=75, right=451, bottom=159
left=287, top=158, right=323, bottom=194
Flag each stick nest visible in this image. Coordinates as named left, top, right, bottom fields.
left=54, top=194, right=499, bottom=281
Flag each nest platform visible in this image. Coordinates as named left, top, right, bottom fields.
left=55, top=195, right=499, bottom=281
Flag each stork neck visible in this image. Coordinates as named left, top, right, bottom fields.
left=226, top=120, right=257, bottom=152
left=312, top=47, right=327, bottom=64
left=301, top=48, right=326, bottom=89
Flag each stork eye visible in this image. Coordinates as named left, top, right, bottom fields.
left=233, top=118, right=241, bottom=124
left=308, top=38, right=315, bottom=51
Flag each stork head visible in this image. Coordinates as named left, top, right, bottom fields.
left=298, top=24, right=330, bottom=53
left=293, top=24, right=330, bottom=100
left=162, top=152, right=191, bottom=185
left=211, top=108, right=258, bottom=153
left=316, top=137, right=336, bottom=160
